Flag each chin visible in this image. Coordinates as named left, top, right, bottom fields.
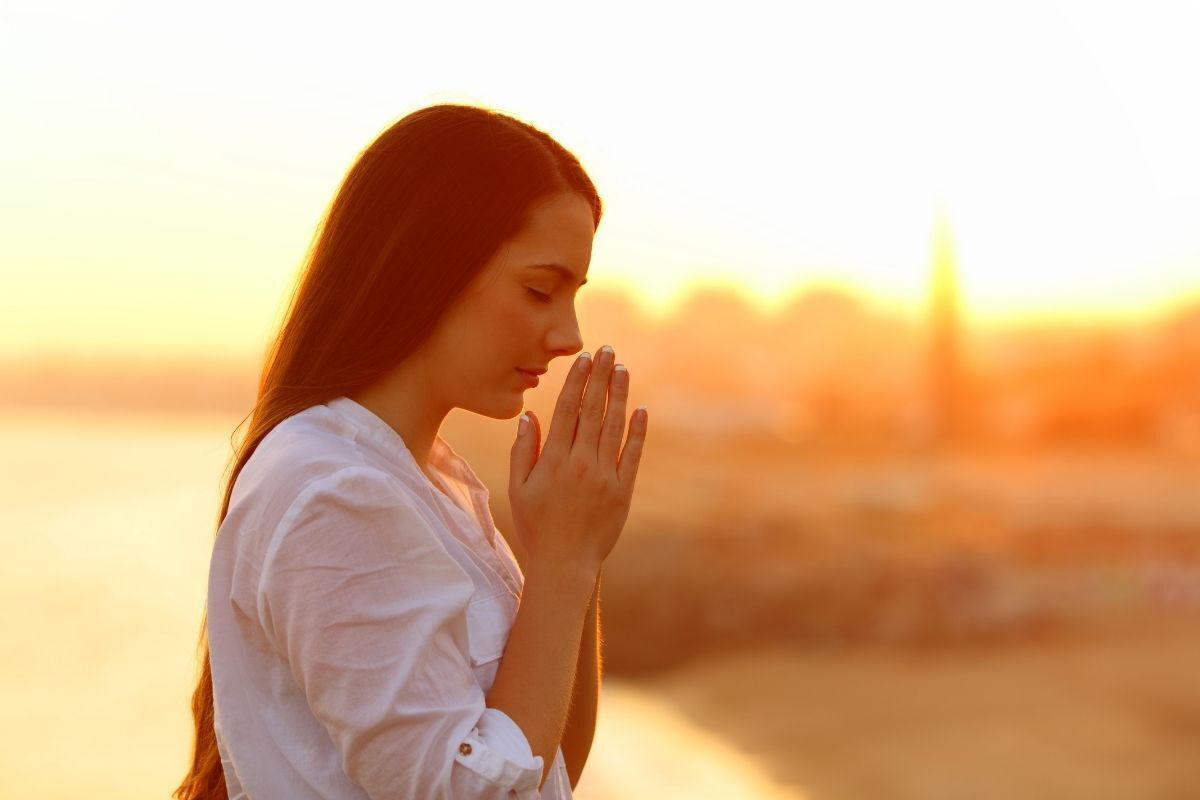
left=464, top=393, right=526, bottom=420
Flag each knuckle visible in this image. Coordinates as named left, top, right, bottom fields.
left=567, top=456, right=590, bottom=480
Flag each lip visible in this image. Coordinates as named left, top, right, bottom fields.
left=515, top=368, right=540, bottom=388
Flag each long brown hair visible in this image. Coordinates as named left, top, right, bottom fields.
left=173, top=103, right=602, bottom=799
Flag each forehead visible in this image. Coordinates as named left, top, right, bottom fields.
left=497, top=192, right=594, bottom=284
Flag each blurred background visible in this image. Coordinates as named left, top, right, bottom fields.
left=3, top=1, right=1199, bottom=798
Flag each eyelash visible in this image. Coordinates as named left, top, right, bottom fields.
left=526, top=288, right=553, bottom=304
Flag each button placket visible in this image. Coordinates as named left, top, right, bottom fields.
left=436, top=451, right=525, bottom=598
left=420, top=467, right=520, bottom=605
left=329, top=396, right=523, bottom=601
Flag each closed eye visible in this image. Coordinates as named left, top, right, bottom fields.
left=525, top=288, right=552, bottom=304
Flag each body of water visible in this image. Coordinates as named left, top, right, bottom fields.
left=0, top=405, right=795, bottom=798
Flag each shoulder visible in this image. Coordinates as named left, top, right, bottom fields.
left=281, top=464, right=413, bottom=522
left=224, top=405, right=435, bottom=555
left=259, top=465, right=470, bottom=605
left=233, top=404, right=403, bottom=511
left=244, top=404, right=361, bottom=485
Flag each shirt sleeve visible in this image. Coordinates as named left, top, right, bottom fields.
left=257, top=466, right=544, bottom=799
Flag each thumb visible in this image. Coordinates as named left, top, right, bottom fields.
left=509, top=411, right=540, bottom=484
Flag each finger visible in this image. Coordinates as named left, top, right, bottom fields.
left=574, top=344, right=615, bottom=458
left=542, top=351, right=591, bottom=461
left=617, top=406, right=648, bottom=489
left=528, top=410, right=542, bottom=460
left=598, top=362, right=629, bottom=467
left=509, top=411, right=537, bottom=485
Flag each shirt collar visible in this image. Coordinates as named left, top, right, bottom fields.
left=325, top=395, right=503, bottom=554
left=324, top=395, right=473, bottom=490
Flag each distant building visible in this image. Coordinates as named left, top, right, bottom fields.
left=927, top=210, right=964, bottom=444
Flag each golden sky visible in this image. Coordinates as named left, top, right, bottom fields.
left=3, top=0, right=1199, bottom=361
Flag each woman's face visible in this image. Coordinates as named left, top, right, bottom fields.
left=419, top=191, right=593, bottom=419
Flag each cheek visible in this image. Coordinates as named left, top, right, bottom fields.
left=444, top=294, right=542, bottom=383
left=493, top=299, right=542, bottom=343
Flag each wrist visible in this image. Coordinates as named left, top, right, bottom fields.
left=526, top=555, right=601, bottom=597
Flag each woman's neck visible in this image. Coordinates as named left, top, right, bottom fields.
left=347, top=364, right=448, bottom=477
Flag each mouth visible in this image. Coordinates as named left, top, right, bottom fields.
left=515, top=368, right=542, bottom=388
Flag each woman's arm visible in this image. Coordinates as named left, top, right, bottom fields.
left=501, top=346, right=646, bottom=790
left=561, top=570, right=601, bottom=788
left=485, top=556, right=597, bottom=790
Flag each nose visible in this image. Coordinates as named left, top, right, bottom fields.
left=546, top=305, right=584, bottom=360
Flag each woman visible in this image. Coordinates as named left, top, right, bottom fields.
left=174, top=103, right=648, bottom=799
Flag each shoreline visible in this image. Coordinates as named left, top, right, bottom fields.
left=630, top=620, right=1200, bottom=800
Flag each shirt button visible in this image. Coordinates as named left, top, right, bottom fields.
left=459, top=742, right=472, bottom=756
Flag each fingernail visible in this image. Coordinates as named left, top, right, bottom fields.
left=518, top=413, right=530, bottom=436
left=599, top=345, right=614, bottom=358
left=577, top=352, right=591, bottom=371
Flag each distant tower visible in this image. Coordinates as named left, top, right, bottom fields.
left=927, top=208, right=963, bottom=445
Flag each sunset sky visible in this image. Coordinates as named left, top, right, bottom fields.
left=3, top=0, right=1199, bottom=362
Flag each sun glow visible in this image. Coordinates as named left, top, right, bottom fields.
left=2, top=0, right=1199, bottom=361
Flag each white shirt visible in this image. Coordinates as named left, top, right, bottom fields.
left=207, top=396, right=573, bottom=799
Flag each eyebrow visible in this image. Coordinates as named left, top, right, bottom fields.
left=526, top=263, right=588, bottom=287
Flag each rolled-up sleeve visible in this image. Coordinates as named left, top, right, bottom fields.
left=257, top=466, right=543, bottom=799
